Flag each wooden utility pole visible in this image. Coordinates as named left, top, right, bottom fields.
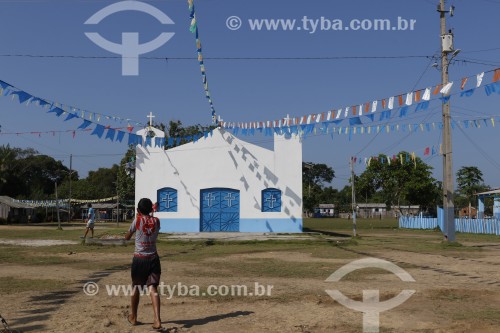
left=439, top=0, right=457, bottom=241
left=350, top=157, right=357, bottom=237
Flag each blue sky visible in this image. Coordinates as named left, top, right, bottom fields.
left=1, top=0, right=500, bottom=190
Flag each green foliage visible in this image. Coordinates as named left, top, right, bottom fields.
left=117, top=146, right=136, bottom=201
left=0, top=145, right=75, bottom=199
left=355, top=152, right=440, bottom=212
left=159, top=120, right=216, bottom=149
left=302, top=162, right=335, bottom=213
left=456, top=166, right=487, bottom=209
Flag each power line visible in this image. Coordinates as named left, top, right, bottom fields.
left=0, top=54, right=433, bottom=61
left=455, top=123, right=500, bottom=172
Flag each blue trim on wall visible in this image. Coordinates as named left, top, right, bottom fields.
left=159, top=218, right=302, bottom=233
left=159, top=219, right=200, bottom=232
left=240, top=218, right=302, bottom=232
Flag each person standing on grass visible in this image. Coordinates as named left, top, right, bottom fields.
left=82, top=203, right=95, bottom=239
left=124, top=198, right=162, bottom=331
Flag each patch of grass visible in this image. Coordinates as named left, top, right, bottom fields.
left=304, top=217, right=399, bottom=232
left=440, top=241, right=463, bottom=248
left=453, top=308, right=500, bottom=323
left=158, top=239, right=358, bottom=263
left=456, top=232, right=500, bottom=242
left=0, top=276, right=70, bottom=294
left=183, top=257, right=342, bottom=279
left=0, top=224, right=129, bottom=240
left=429, top=289, right=471, bottom=302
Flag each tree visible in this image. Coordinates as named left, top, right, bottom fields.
left=356, top=152, right=439, bottom=212
left=302, top=162, right=335, bottom=214
left=117, top=146, right=136, bottom=201
left=303, top=162, right=334, bottom=188
left=456, top=166, right=485, bottom=217
left=155, top=120, right=215, bottom=149
left=0, top=145, right=73, bottom=199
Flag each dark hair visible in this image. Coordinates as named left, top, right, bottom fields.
left=137, top=198, right=153, bottom=215
left=87, top=203, right=92, bottom=208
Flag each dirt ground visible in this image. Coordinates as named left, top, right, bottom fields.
left=1, top=228, right=500, bottom=333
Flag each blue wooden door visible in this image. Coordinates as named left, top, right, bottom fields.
left=201, top=188, right=240, bottom=232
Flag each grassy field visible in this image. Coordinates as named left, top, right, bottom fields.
left=1, top=219, right=499, bottom=332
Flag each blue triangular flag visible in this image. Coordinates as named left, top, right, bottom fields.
left=128, top=133, right=138, bottom=146
left=460, top=89, right=475, bottom=97
left=349, top=117, right=362, bottom=126
left=105, top=128, right=116, bottom=141
left=116, top=131, right=125, bottom=143
left=64, top=113, right=78, bottom=122
left=11, top=91, right=32, bottom=104
left=77, top=120, right=92, bottom=129
left=439, top=96, right=451, bottom=103
left=399, top=106, right=409, bottom=118
left=91, top=124, right=105, bottom=138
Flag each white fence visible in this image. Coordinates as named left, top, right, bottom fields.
left=399, top=216, right=500, bottom=235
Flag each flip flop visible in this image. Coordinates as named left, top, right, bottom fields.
left=126, top=313, right=141, bottom=326
left=151, top=325, right=164, bottom=332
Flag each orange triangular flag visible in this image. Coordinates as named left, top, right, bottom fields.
left=381, top=99, right=386, bottom=109
left=493, top=69, right=500, bottom=82
left=433, top=84, right=442, bottom=95
left=364, top=103, right=370, bottom=113
left=398, top=95, right=404, bottom=106
left=415, top=90, right=421, bottom=102
left=460, top=77, right=468, bottom=90
left=352, top=105, right=357, bottom=115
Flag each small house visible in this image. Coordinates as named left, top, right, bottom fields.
left=0, top=196, right=35, bottom=223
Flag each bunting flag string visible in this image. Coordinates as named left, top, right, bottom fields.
left=188, top=0, right=219, bottom=125
left=220, top=68, right=500, bottom=131
left=15, top=196, right=119, bottom=208
left=0, top=128, right=92, bottom=137
left=350, top=146, right=440, bottom=170
left=0, top=79, right=145, bottom=127
left=1, top=67, right=500, bottom=148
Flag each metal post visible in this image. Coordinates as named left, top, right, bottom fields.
left=350, top=157, right=357, bottom=237
left=439, top=0, right=456, bottom=241
left=116, top=182, right=119, bottom=227
left=55, top=181, right=61, bottom=230
left=69, top=154, right=72, bottom=223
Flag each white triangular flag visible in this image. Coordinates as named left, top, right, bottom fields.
left=344, top=107, right=349, bottom=118
left=405, top=92, right=413, bottom=106
left=477, top=72, right=484, bottom=88
left=327, top=111, right=332, bottom=121
left=358, top=104, right=363, bottom=116
left=371, top=100, right=378, bottom=113
left=422, top=88, right=431, bottom=101
left=388, top=96, right=394, bottom=110
left=440, top=82, right=453, bottom=94
left=336, top=109, right=342, bottom=119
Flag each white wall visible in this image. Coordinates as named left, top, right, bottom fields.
left=135, top=128, right=302, bottom=232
